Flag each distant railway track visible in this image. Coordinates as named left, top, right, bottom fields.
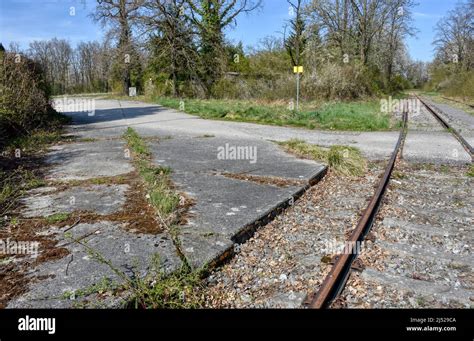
left=416, top=95, right=473, bottom=159
left=441, top=96, right=474, bottom=109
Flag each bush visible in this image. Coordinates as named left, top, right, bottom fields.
left=303, top=62, right=378, bottom=100
left=442, top=70, right=474, bottom=100
left=425, top=65, right=474, bottom=101
left=0, top=49, right=61, bottom=149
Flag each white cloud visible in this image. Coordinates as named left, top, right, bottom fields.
left=413, top=12, right=442, bottom=19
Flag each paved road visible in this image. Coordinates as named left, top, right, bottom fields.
left=422, top=96, right=474, bottom=148
left=67, top=98, right=401, bottom=160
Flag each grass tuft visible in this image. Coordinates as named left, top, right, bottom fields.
left=123, top=128, right=152, bottom=158
left=467, top=165, right=474, bottom=177
left=46, top=212, right=70, bottom=224
left=278, top=139, right=367, bottom=176
left=129, top=259, right=204, bottom=309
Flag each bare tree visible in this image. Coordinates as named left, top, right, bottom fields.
left=139, top=0, right=199, bottom=96
left=307, top=0, right=355, bottom=60
left=434, top=0, right=474, bottom=71
left=381, top=0, right=416, bottom=83
left=92, top=0, right=145, bottom=94
left=29, top=39, right=73, bottom=94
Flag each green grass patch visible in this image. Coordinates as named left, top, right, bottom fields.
left=152, top=97, right=394, bottom=131
left=123, top=128, right=180, bottom=220
left=467, top=165, right=474, bottom=177
left=278, top=139, right=367, bottom=176
left=129, top=262, right=204, bottom=309
left=0, top=168, right=45, bottom=218
left=45, top=212, right=70, bottom=224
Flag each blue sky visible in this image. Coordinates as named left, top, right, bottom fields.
left=0, top=0, right=461, bottom=62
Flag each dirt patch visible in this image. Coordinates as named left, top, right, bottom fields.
left=213, top=171, right=305, bottom=188
left=45, top=174, right=132, bottom=194
left=109, top=175, right=164, bottom=234
left=0, top=263, right=30, bottom=309
left=1, top=169, right=173, bottom=307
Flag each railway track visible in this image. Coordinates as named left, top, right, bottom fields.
left=307, top=96, right=473, bottom=309
left=416, top=95, right=474, bottom=158
left=441, top=96, right=474, bottom=109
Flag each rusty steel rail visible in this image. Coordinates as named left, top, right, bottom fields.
left=441, top=96, right=474, bottom=109
left=307, top=112, right=408, bottom=309
left=416, top=95, right=474, bottom=157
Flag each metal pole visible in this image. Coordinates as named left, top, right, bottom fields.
left=296, top=72, right=300, bottom=112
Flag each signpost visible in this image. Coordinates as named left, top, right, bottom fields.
left=293, top=66, right=303, bottom=111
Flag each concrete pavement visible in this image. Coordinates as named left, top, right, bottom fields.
left=8, top=97, right=327, bottom=307
left=8, top=96, right=471, bottom=308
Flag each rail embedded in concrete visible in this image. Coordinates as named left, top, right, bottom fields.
left=416, top=95, right=473, bottom=158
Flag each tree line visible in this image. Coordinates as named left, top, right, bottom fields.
left=5, top=0, right=472, bottom=101
left=427, top=0, right=473, bottom=99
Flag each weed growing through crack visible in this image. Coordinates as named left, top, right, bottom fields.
left=67, top=234, right=204, bottom=308
left=120, top=128, right=204, bottom=307
left=467, top=165, right=474, bottom=177
left=62, top=278, right=115, bottom=301
left=46, top=213, right=70, bottom=224
left=277, top=139, right=367, bottom=176
left=0, top=169, right=46, bottom=218
left=123, top=127, right=180, bottom=221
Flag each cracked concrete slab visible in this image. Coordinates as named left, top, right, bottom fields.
left=8, top=221, right=182, bottom=308
left=45, top=140, right=133, bottom=181
left=20, top=184, right=129, bottom=218
left=149, top=136, right=326, bottom=269
left=150, top=135, right=322, bottom=180
left=178, top=174, right=307, bottom=268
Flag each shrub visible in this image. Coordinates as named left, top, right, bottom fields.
left=303, top=62, right=378, bottom=100
left=0, top=49, right=60, bottom=148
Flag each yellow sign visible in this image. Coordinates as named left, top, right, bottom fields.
left=293, top=66, right=304, bottom=74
